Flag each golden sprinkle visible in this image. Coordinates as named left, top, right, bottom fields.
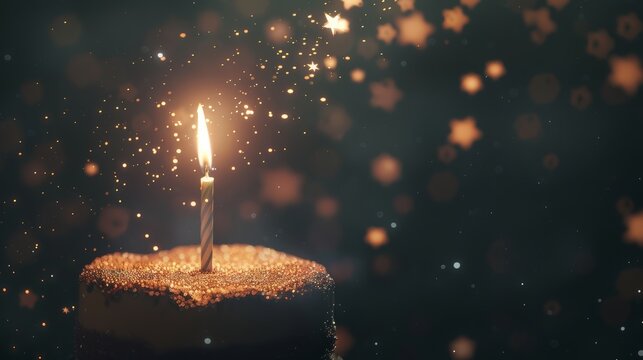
left=80, top=245, right=333, bottom=308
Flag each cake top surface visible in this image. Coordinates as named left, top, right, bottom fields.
left=80, top=244, right=333, bottom=308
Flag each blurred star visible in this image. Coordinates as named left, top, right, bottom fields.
left=485, top=60, right=506, bottom=80
left=318, top=105, right=352, bottom=140
left=84, top=162, right=99, bottom=176
left=460, top=0, right=480, bottom=9
left=371, top=153, right=402, bottom=186
left=450, top=336, right=476, bottom=360
left=443, top=6, right=469, bottom=33
left=315, top=196, right=339, bottom=219
left=616, top=197, right=635, bottom=216
left=427, top=171, right=459, bottom=202
left=528, top=73, right=560, bottom=104
left=547, top=0, right=569, bottom=11
left=19, top=291, right=38, bottom=309
left=342, top=0, right=363, bottom=10
left=460, top=73, right=483, bottom=95
left=586, top=29, right=614, bottom=59
left=369, top=79, right=403, bottom=111
left=266, top=19, right=291, bottom=44
left=523, top=8, right=556, bottom=44
left=438, top=144, right=457, bottom=164
left=307, top=62, right=319, bottom=72
left=323, top=56, right=337, bottom=69
left=609, top=55, right=643, bottom=95
left=570, top=86, right=592, bottom=110
left=616, top=268, right=643, bottom=300
left=198, top=11, right=222, bottom=34
left=350, top=68, right=366, bottom=83
left=97, top=206, right=130, bottom=239
left=393, top=194, right=414, bottom=215
left=448, top=116, right=482, bottom=150
left=543, top=153, right=560, bottom=171
left=323, top=13, right=349, bottom=35
left=373, top=254, right=394, bottom=276
left=617, top=13, right=642, bottom=40
left=261, top=168, right=303, bottom=207
left=365, top=227, right=389, bottom=248
left=20, top=81, right=42, bottom=105
left=239, top=201, right=260, bottom=220
left=396, top=12, right=434, bottom=48
left=625, top=211, right=643, bottom=246
left=544, top=300, right=562, bottom=315
left=377, top=23, right=397, bottom=44
left=397, top=0, right=415, bottom=12
left=335, top=327, right=355, bottom=356
left=514, top=113, right=542, bottom=140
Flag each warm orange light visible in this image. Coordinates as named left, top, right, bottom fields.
left=197, top=104, right=212, bottom=175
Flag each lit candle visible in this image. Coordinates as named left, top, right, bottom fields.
left=197, top=104, right=213, bottom=272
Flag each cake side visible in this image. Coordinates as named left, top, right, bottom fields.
left=77, top=244, right=336, bottom=358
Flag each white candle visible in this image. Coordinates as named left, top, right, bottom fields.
left=197, top=104, right=213, bottom=272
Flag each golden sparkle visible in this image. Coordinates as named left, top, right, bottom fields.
left=80, top=245, right=333, bottom=308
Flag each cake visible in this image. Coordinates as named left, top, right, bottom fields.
left=76, top=244, right=336, bottom=359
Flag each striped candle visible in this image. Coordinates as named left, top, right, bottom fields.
left=200, top=175, right=213, bottom=272
left=197, top=104, right=213, bottom=272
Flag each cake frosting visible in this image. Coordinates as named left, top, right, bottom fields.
left=76, top=244, right=336, bottom=359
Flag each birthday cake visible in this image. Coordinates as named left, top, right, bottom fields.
left=76, top=244, right=336, bottom=359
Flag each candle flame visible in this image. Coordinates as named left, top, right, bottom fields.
left=197, top=104, right=212, bottom=175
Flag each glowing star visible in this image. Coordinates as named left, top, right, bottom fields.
left=350, top=68, right=366, bottom=83
left=260, top=168, right=303, bottom=207
left=377, top=23, right=397, bottom=44
left=365, top=227, right=388, bottom=248
left=396, top=12, right=434, bottom=48
left=323, top=56, right=337, bottom=69
left=342, top=0, right=363, bottom=10
left=442, top=6, right=469, bottom=33
left=448, top=116, right=482, bottom=150
left=460, top=0, right=480, bottom=9
left=323, top=13, right=349, bottom=35
left=371, top=153, right=402, bottom=186
left=397, top=0, right=415, bottom=12
left=460, top=73, right=483, bottom=95
left=625, top=211, right=643, bottom=246
left=485, top=60, right=506, bottom=80
left=307, top=62, right=320, bottom=72
left=369, top=79, right=403, bottom=112
left=609, top=55, right=643, bottom=95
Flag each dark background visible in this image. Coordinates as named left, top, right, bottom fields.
left=1, top=0, right=642, bottom=359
